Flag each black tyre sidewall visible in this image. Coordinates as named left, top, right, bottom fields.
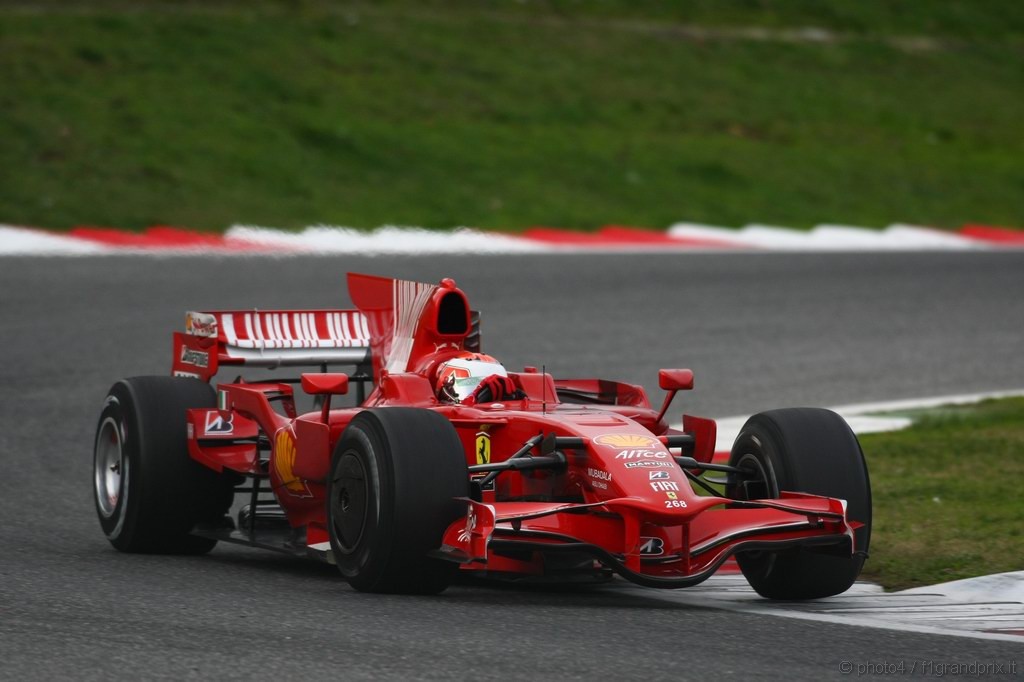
left=93, top=377, right=232, bottom=553
left=328, top=408, right=469, bottom=594
left=728, top=408, right=871, bottom=599
left=329, top=419, right=390, bottom=586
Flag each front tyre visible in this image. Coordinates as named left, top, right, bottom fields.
left=727, top=408, right=871, bottom=599
left=328, top=408, right=469, bottom=594
left=93, top=376, right=235, bottom=553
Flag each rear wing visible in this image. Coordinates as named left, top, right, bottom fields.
left=172, top=309, right=371, bottom=382
left=171, top=307, right=481, bottom=382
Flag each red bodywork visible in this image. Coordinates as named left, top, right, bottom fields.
left=175, top=273, right=858, bottom=587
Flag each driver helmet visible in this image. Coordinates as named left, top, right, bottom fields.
left=436, top=352, right=507, bottom=403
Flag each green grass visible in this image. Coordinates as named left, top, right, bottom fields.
left=859, top=398, right=1024, bottom=590
left=1, top=1, right=1023, bottom=231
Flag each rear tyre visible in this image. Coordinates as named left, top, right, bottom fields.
left=328, top=408, right=468, bottom=594
left=727, top=408, right=871, bottom=599
left=93, top=376, right=235, bottom=553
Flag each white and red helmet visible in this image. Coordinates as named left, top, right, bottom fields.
left=435, top=352, right=507, bottom=403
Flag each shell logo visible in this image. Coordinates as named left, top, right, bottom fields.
left=274, top=429, right=312, bottom=498
left=594, top=433, right=661, bottom=449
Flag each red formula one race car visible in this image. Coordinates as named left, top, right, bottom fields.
left=93, top=274, right=870, bottom=598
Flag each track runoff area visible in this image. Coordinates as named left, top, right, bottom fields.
left=1, top=221, right=1023, bottom=255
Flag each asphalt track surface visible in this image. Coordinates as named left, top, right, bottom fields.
left=1, top=252, right=1022, bottom=680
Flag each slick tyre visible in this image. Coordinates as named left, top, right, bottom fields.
left=93, top=376, right=235, bottom=553
left=727, top=408, right=871, bottom=600
left=328, top=408, right=468, bottom=594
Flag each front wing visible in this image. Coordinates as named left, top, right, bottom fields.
left=437, top=493, right=857, bottom=588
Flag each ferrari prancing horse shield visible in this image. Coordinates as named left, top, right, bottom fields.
left=475, top=431, right=491, bottom=465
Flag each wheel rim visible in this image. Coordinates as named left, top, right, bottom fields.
left=732, top=450, right=780, bottom=572
left=331, top=451, right=369, bottom=553
left=734, top=452, right=776, bottom=501
left=95, top=417, right=125, bottom=517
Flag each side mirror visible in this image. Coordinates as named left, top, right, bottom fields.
left=655, top=369, right=694, bottom=424
left=658, top=369, right=694, bottom=392
left=301, top=373, right=349, bottom=396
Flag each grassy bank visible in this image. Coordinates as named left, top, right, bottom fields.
left=859, top=398, right=1024, bottom=590
left=1, top=1, right=1023, bottom=231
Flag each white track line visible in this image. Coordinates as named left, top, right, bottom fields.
left=901, top=571, right=1024, bottom=603
left=614, top=575, right=1024, bottom=643
left=827, top=388, right=1024, bottom=415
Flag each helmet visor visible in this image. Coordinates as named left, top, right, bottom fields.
left=450, top=376, right=486, bottom=402
left=439, top=359, right=507, bottom=402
